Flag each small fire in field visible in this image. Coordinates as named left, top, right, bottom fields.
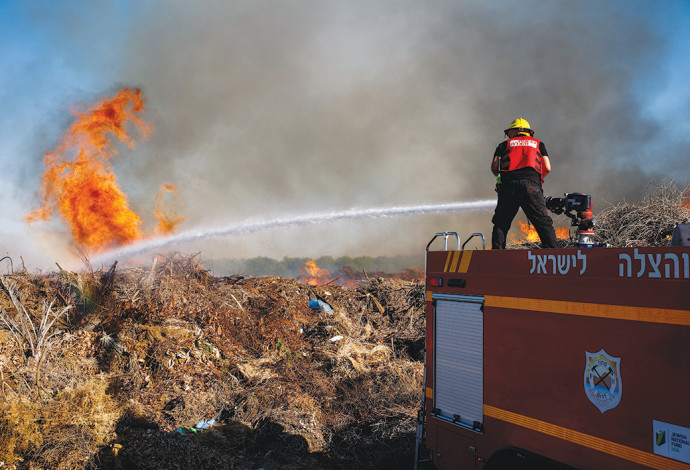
left=397, top=268, right=424, bottom=281
left=511, top=221, right=570, bottom=244
left=300, top=260, right=332, bottom=285
left=155, top=184, right=185, bottom=235
left=26, top=88, right=185, bottom=251
left=299, top=260, right=423, bottom=286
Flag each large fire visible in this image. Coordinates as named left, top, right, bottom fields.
left=511, top=221, right=570, bottom=244
left=26, top=88, right=184, bottom=251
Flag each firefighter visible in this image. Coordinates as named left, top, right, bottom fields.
left=490, top=118, right=558, bottom=249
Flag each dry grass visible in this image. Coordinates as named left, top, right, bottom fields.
left=0, top=254, right=425, bottom=469
left=0, top=376, right=119, bottom=469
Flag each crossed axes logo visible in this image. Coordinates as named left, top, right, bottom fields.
left=584, top=349, right=622, bottom=413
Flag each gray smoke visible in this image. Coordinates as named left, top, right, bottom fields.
left=13, top=0, right=690, bottom=265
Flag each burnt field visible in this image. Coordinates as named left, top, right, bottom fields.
left=0, top=254, right=425, bottom=469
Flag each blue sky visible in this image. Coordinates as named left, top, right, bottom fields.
left=1, top=0, right=689, bottom=271
left=644, top=2, right=690, bottom=141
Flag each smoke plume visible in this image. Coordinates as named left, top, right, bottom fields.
left=10, top=0, right=690, bottom=266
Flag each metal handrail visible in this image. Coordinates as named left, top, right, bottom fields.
left=462, top=233, right=485, bottom=250
left=425, top=232, right=459, bottom=252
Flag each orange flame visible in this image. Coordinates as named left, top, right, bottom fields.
left=300, top=260, right=332, bottom=285
left=555, top=227, right=570, bottom=239
left=395, top=268, right=424, bottom=281
left=155, top=184, right=186, bottom=235
left=26, top=88, right=183, bottom=251
left=511, top=221, right=570, bottom=244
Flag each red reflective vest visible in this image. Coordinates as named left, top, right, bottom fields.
left=500, top=136, right=543, bottom=177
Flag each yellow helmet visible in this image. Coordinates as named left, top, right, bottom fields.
left=504, top=118, right=534, bottom=136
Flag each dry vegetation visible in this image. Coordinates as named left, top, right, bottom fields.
left=0, top=254, right=425, bottom=469
left=4, top=182, right=686, bottom=469
left=593, top=181, right=690, bottom=247
left=508, top=181, right=690, bottom=248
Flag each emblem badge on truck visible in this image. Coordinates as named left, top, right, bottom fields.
left=584, top=349, right=622, bottom=413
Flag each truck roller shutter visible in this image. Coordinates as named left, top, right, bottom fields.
left=433, top=294, right=484, bottom=430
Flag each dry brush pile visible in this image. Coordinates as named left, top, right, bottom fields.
left=0, top=254, right=425, bottom=469
left=508, top=181, right=690, bottom=248
left=593, top=181, right=690, bottom=247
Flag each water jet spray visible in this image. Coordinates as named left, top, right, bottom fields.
left=93, top=199, right=495, bottom=265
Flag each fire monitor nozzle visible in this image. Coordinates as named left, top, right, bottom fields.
left=545, top=192, right=597, bottom=247
left=545, top=193, right=591, bottom=215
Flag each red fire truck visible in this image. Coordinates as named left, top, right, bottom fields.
left=416, top=229, right=690, bottom=470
